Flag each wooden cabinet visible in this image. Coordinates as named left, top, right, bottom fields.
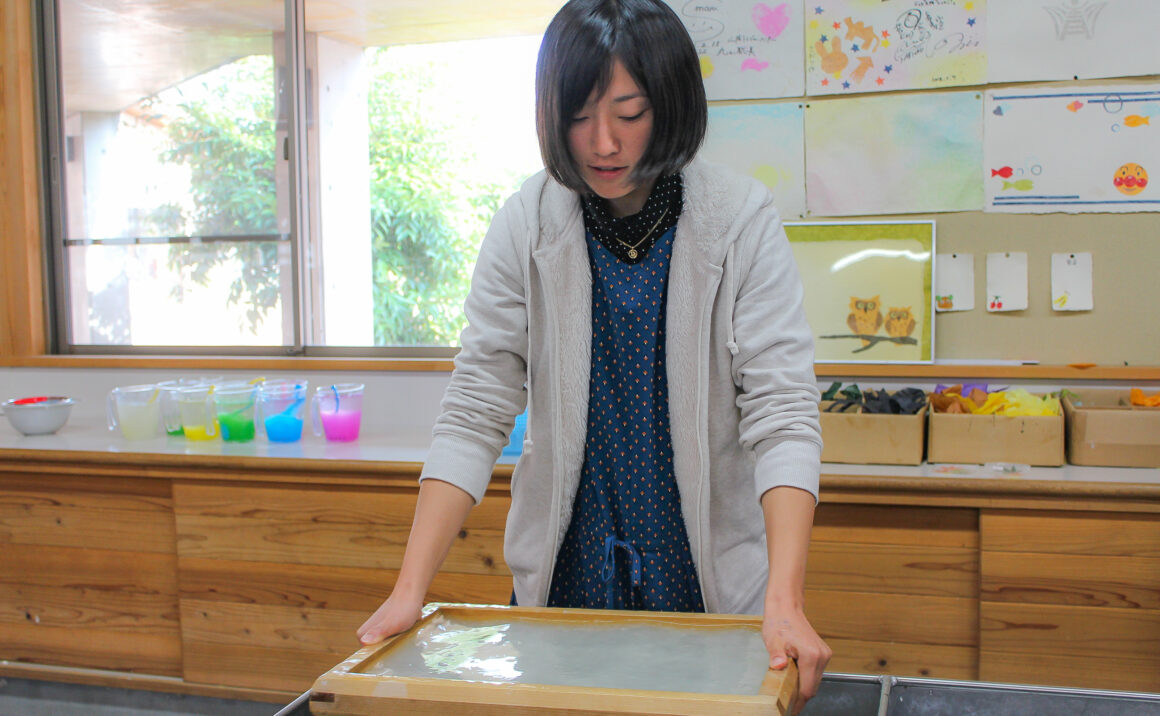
left=807, top=504, right=979, bottom=680
left=0, top=473, right=181, bottom=676
left=1, top=450, right=1157, bottom=701
left=173, top=480, right=512, bottom=692
left=980, top=509, right=1160, bottom=693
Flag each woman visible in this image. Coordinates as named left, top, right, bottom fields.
left=358, top=0, right=831, bottom=707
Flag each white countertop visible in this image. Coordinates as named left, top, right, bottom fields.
left=1, top=415, right=1156, bottom=486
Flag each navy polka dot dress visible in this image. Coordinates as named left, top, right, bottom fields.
left=546, top=214, right=705, bottom=613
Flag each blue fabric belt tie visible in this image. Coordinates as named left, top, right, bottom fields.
left=601, top=534, right=649, bottom=609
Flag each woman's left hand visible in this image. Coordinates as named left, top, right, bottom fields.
left=762, top=603, right=832, bottom=714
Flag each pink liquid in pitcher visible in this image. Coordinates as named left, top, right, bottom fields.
left=320, top=409, right=361, bottom=441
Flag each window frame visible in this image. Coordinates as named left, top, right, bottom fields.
left=34, top=0, right=467, bottom=360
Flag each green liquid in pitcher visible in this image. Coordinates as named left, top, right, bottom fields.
left=218, top=413, right=255, bottom=442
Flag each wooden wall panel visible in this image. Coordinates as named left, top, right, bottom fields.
left=173, top=483, right=508, bottom=576
left=980, top=603, right=1160, bottom=692
left=806, top=505, right=980, bottom=681
left=982, top=552, right=1160, bottom=609
left=981, top=602, right=1160, bottom=661
left=981, top=510, right=1160, bottom=556
left=807, top=542, right=977, bottom=598
left=0, top=474, right=181, bottom=676
left=979, top=508, right=1160, bottom=692
left=807, top=589, right=976, bottom=647
left=813, top=505, right=978, bottom=549
left=173, top=481, right=514, bottom=692
left=0, top=0, right=47, bottom=357
left=979, top=649, right=1160, bottom=694
left=182, top=641, right=342, bottom=694
left=0, top=476, right=176, bottom=553
left=824, top=638, right=975, bottom=680
left=179, top=558, right=513, bottom=611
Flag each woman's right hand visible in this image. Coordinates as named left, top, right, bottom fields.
left=355, top=478, right=476, bottom=645
left=356, top=590, right=424, bottom=645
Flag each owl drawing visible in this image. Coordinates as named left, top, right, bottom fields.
left=885, top=307, right=916, bottom=339
left=847, top=296, right=883, bottom=346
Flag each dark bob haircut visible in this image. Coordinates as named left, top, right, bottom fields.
left=535, top=0, right=708, bottom=194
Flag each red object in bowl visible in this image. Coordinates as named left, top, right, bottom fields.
left=11, top=396, right=53, bottom=405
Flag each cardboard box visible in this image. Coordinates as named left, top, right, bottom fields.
left=927, top=406, right=1064, bottom=467
left=1063, top=389, right=1160, bottom=468
left=820, top=403, right=926, bottom=465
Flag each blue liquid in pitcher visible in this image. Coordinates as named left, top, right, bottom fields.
left=265, top=414, right=303, bottom=442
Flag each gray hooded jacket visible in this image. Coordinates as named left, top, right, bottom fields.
left=420, top=159, right=822, bottom=614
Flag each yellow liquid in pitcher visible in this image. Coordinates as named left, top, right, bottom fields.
left=183, top=423, right=217, bottom=441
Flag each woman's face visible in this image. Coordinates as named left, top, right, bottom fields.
left=567, top=58, right=654, bottom=217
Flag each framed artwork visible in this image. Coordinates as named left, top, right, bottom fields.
left=785, top=221, right=934, bottom=363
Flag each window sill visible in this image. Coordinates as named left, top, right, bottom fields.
left=0, top=354, right=457, bottom=372
left=2, top=354, right=1157, bottom=380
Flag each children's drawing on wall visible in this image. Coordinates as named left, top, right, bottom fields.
left=984, top=84, right=1160, bottom=213
left=805, top=90, right=983, bottom=216
left=665, top=0, right=804, bottom=100
left=985, top=252, right=1028, bottom=312
left=935, top=252, right=975, bottom=312
left=805, top=0, right=986, bottom=96
left=786, top=222, right=934, bottom=363
left=702, top=102, right=806, bottom=217
left=1051, top=252, right=1094, bottom=311
left=989, top=0, right=1160, bottom=83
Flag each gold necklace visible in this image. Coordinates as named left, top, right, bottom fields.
left=614, top=207, right=670, bottom=260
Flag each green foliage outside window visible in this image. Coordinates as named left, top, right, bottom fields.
left=157, top=51, right=503, bottom=346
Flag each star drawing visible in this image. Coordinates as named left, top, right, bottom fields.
left=967, top=17, right=976, bottom=26
left=884, top=64, right=893, bottom=73
left=842, top=80, right=850, bottom=89
left=814, top=5, right=824, bottom=14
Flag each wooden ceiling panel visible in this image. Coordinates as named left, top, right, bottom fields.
left=58, top=0, right=558, bottom=113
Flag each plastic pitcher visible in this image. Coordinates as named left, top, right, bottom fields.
left=257, top=379, right=309, bottom=443
left=311, top=383, right=364, bottom=442
left=158, top=378, right=212, bottom=436
left=106, top=384, right=162, bottom=440
left=176, top=384, right=218, bottom=441
left=214, top=383, right=258, bottom=443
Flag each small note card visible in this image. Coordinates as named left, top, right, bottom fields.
left=935, top=253, right=974, bottom=312
left=986, top=252, right=1028, bottom=312
left=1051, top=252, right=1093, bottom=311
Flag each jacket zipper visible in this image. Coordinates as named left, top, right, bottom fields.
left=538, top=255, right=566, bottom=606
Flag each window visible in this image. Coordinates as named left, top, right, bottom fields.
left=44, top=0, right=550, bottom=353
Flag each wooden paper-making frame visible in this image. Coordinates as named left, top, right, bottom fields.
left=310, top=603, right=798, bottom=716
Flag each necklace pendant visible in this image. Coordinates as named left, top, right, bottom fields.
left=627, top=249, right=638, bottom=259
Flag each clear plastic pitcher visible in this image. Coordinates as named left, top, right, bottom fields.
left=106, top=384, right=161, bottom=440
left=257, top=379, right=309, bottom=443
left=176, top=384, right=218, bottom=441
left=311, top=383, right=364, bottom=442
left=158, top=378, right=214, bottom=436
left=213, top=383, right=258, bottom=443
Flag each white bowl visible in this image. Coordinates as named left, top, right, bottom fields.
left=1, top=396, right=76, bottom=436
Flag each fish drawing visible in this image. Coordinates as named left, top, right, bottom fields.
left=1066, top=100, right=1083, bottom=112
left=991, top=166, right=1013, bottom=178
left=1124, top=115, right=1151, bottom=127
left=1002, top=179, right=1034, bottom=191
